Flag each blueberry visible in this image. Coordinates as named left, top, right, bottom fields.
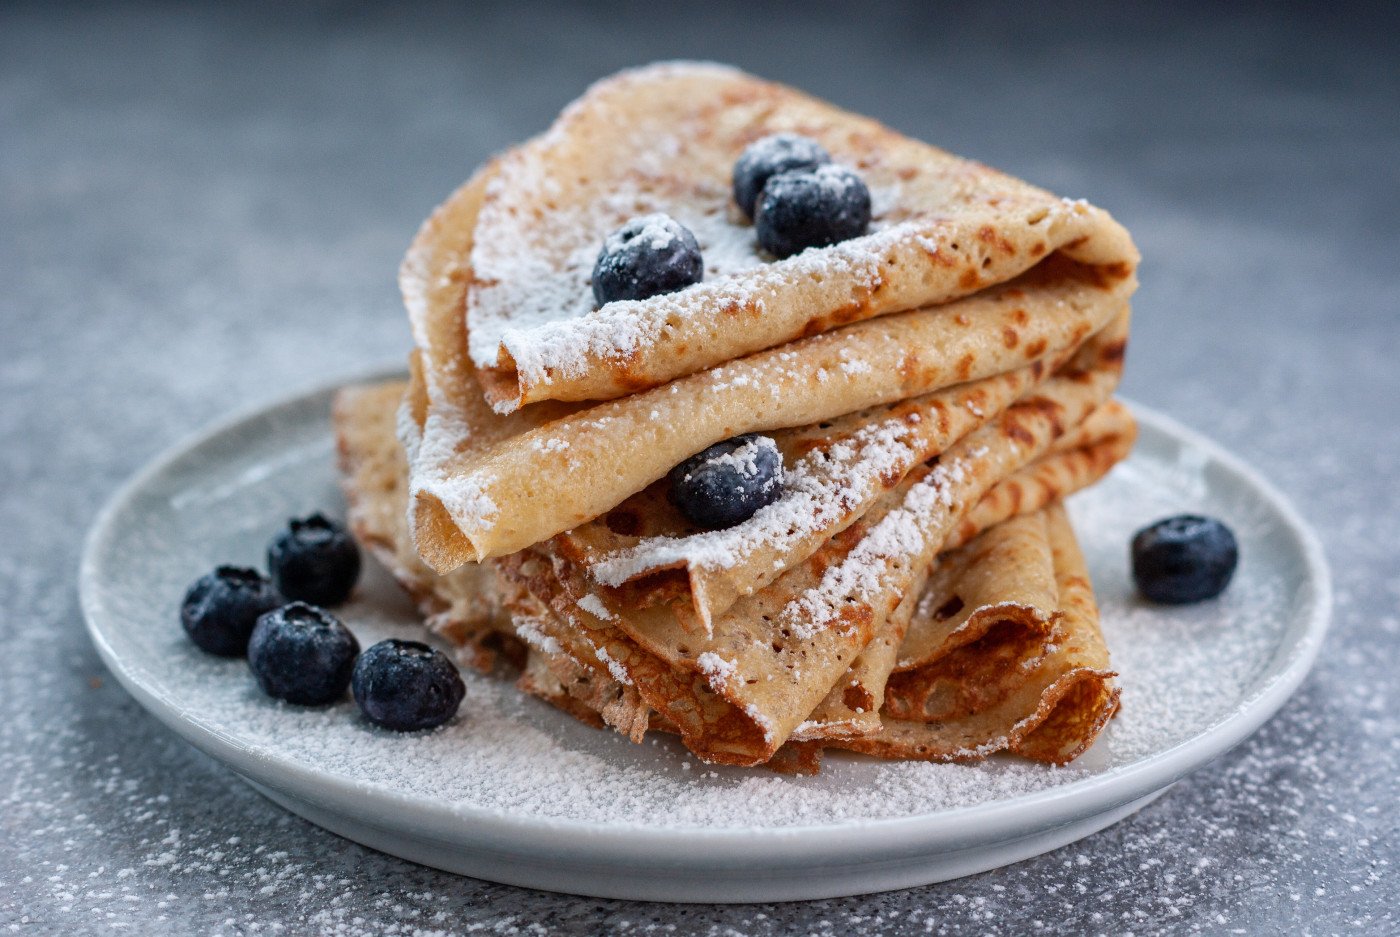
left=755, top=164, right=871, bottom=258
left=247, top=602, right=360, bottom=705
left=1132, top=515, right=1239, bottom=604
left=352, top=639, right=465, bottom=732
left=180, top=565, right=283, bottom=657
left=732, top=133, right=832, bottom=220
left=591, top=213, right=704, bottom=306
left=668, top=434, right=785, bottom=530
left=267, top=513, right=360, bottom=607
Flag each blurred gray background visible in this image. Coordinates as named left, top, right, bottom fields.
left=3, top=1, right=1396, bottom=934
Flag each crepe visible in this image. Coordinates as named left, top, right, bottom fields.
left=559, top=313, right=1129, bottom=636
left=834, top=502, right=1120, bottom=765
left=336, top=383, right=1122, bottom=768
left=337, top=357, right=1126, bottom=765
left=372, top=63, right=1138, bottom=772
left=792, top=403, right=1134, bottom=741
left=944, top=399, right=1136, bottom=552
left=466, top=62, right=1138, bottom=412
left=504, top=583, right=652, bottom=743
left=402, top=165, right=1133, bottom=573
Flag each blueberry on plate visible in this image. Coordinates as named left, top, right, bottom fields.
left=180, top=565, right=283, bottom=657
left=267, top=513, right=360, bottom=607
left=247, top=602, right=360, bottom=705
left=1131, top=514, right=1239, bottom=604
left=669, top=434, right=785, bottom=530
left=755, top=164, right=871, bottom=258
left=592, top=213, right=704, bottom=307
left=352, top=639, right=466, bottom=732
left=732, top=133, right=832, bottom=220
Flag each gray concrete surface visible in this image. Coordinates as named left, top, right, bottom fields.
left=2, top=2, right=1396, bottom=934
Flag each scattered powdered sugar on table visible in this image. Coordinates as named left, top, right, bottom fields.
left=112, top=420, right=1299, bottom=833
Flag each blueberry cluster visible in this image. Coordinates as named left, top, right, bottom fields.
left=590, top=133, right=871, bottom=310
left=179, top=513, right=464, bottom=731
left=731, top=133, right=831, bottom=220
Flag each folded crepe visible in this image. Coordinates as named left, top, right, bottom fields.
left=551, top=311, right=1128, bottom=637
left=505, top=369, right=1124, bottom=765
left=360, top=63, right=1138, bottom=773
left=836, top=501, right=1121, bottom=765
left=465, top=62, right=1137, bottom=412
left=792, top=406, right=1135, bottom=743
left=336, top=379, right=1129, bottom=769
left=402, top=163, right=1133, bottom=574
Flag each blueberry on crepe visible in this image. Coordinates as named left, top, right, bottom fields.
left=669, top=434, right=785, bottom=530
left=592, top=213, right=703, bottom=306
left=755, top=164, right=871, bottom=258
left=732, top=133, right=831, bottom=220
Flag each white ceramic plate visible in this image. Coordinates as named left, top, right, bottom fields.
left=79, top=369, right=1329, bottom=903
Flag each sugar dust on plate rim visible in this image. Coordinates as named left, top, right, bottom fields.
left=77, top=366, right=1330, bottom=902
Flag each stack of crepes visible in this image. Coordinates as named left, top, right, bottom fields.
left=334, top=63, right=1141, bottom=774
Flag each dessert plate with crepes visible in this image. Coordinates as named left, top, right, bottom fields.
left=79, top=63, right=1329, bottom=901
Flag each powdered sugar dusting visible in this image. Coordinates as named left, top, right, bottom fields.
left=605, top=212, right=683, bottom=253
left=782, top=447, right=985, bottom=639
left=576, top=593, right=614, bottom=621
left=487, top=222, right=914, bottom=388
left=591, top=408, right=948, bottom=588
left=514, top=617, right=562, bottom=656
left=679, top=435, right=781, bottom=490
left=398, top=389, right=501, bottom=550
left=696, top=652, right=738, bottom=691
left=462, top=57, right=1082, bottom=392
left=463, top=63, right=955, bottom=384
left=592, top=646, right=633, bottom=686
left=396, top=229, right=502, bottom=547
left=465, top=66, right=760, bottom=371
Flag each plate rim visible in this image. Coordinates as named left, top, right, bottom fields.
left=78, top=364, right=1332, bottom=865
